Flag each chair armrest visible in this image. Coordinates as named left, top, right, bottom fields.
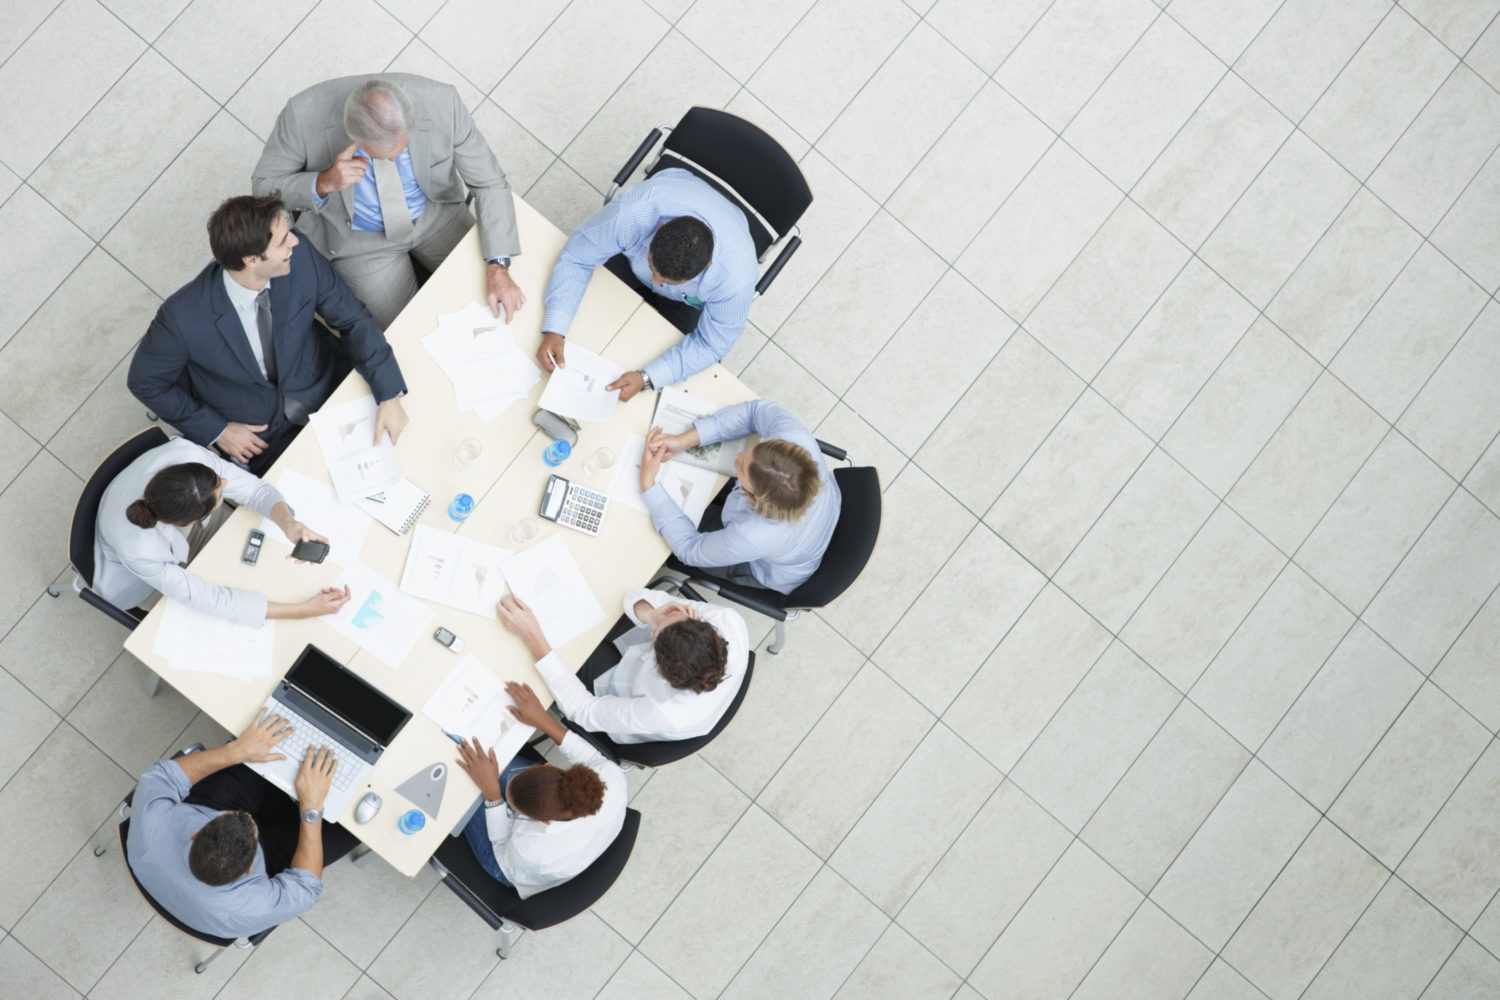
left=606, top=128, right=665, bottom=203
left=754, top=231, right=802, bottom=296
left=688, top=576, right=790, bottom=621
left=814, top=439, right=848, bottom=463
left=80, top=588, right=144, bottom=631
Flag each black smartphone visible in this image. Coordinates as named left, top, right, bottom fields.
left=290, top=539, right=330, bottom=563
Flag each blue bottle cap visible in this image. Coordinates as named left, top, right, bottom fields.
left=397, top=808, right=426, bottom=835
left=447, top=493, right=474, bottom=521
left=543, top=439, right=572, bottom=466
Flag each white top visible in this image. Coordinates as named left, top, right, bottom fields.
left=533, top=588, right=749, bottom=744
left=221, top=270, right=269, bottom=380
left=93, top=437, right=286, bottom=627
left=482, top=731, right=627, bottom=899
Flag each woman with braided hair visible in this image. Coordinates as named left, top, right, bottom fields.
left=639, top=399, right=842, bottom=593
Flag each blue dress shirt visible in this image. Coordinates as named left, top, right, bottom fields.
left=310, top=147, right=428, bottom=232
left=541, top=169, right=758, bottom=388
left=643, top=400, right=842, bottom=593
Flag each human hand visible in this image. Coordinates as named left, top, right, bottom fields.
left=505, top=681, right=552, bottom=731
left=537, top=332, right=566, bottom=372
left=639, top=436, right=666, bottom=492
left=302, top=585, right=351, bottom=618
left=607, top=370, right=646, bottom=402
left=218, top=423, right=269, bottom=464
left=315, top=143, right=369, bottom=197
left=487, top=264, right=526, bottom=321
left=283, top=520, right=329, bottom=559
left=496, top=593, right=550, bottom=659
left=231, top=708, right=290, bottom=763
left=647, top=426, right=692, bottom=457
left=373, top=397, right=409, bottom=445
left=294, top=745, right=337, bottom=811
left=455, top=736, right=502, bottom=801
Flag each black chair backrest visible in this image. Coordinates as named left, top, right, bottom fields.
left=71, top=427, right=170, bottom=586
left=566, top=651, right=757, bottom=768
left=649, top=107, right=812, bottom=259
left=433, top=808, right=643, bottom=932
left=785, top=466, right=882, bottom=610
left=118, top=816, right=270, bottom=947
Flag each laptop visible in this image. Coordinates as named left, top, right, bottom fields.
left=246, top=644, right=412, bottom=820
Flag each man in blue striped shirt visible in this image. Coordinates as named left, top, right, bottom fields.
left=536, top=169, right=758, bottom=400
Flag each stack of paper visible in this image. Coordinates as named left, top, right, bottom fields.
left=421, top=654, right=521, bottom=752
left=327, top=561, right=434, bottom=670
left=610, top=433, right=718, bottom=524
left=399, top=524, right=513, bottom=617
left=651, top=388, right=745, bottom=475
left=259, top=469, right=372, bottom=566
left=309, top=396, right=402, bottom=502
left=537, top=344, right=625, bottom=423
left=422, top=301, right=540, bottom=420
left=500, top=534, right=606, bottom=649
left=152, top=600, right=274, bottom=681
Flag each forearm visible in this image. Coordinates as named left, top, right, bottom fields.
left=288, top=812, right=324, bottom=878
left=266, top=599, right=314, bottom=620
left=173, top=744, right=244, bottom=785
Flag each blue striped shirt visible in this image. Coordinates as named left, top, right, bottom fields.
left=542, top=169, right=758, bottom=387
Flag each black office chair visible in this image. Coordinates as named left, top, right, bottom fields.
left=47, top=427, right=169, bottom=692
left=429, top=743, right=643, bottom=959
left=561, top=608, right=757, bottom=768
left=602, top=106, right=813, bottom=333
left=94, top=745, right=278, bottom=974
left=661, top=442, right=882, bottom=654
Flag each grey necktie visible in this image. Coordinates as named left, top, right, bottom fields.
left=254, top=287, right=276, bottom=382
left=371, top=156, right=414, bottom=242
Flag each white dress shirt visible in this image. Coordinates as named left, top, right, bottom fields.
left=533, top=588, right=749, bottom=745
left=221, top=270, right=270, bottom=380
left=481, top=731, right=627, bottom=899
left=93, top=437, right=286, bottom=626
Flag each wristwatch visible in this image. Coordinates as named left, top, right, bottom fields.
left=486, top=256, right=511, bottom=269
left=300, top=807, right=322, bottom=824
left=638, top=370, right=653, bottom=391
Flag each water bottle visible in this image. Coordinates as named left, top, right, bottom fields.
left=543, top=439, right=572, bottom=466
left=397, top=808, right=426, bottom=835
left=447, top=492, right=474, bottom=522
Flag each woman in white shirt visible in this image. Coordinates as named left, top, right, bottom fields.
left=495, top=589, right=748, bottom=745
left=455, top=681, right=627, bottom=898
left=93, top=437, right=350, bottom=627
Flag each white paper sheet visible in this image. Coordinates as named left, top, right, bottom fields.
left=327, top=561, right=433, bottom=669
left=152, top=600, right=275, bottom=681
left=422, top=301, right=540, bottom=420
left=421, top=654, right=520, bottom=752
left=259, top=469, right=372, bottom=566
left=650, top=387, right=745, bottom=475
left=609, top=433, right=719, bottom=523
left=499, top=534, right=606, bottom=649
left=537, top=344, right=625, bottom=423
left=398, top=524, right=514, bottom=617
left=309, top=396, right=403, bottom=501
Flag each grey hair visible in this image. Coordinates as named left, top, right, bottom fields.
left=343, top=79, right=415, bottom=149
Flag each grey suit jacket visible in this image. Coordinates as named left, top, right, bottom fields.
left=251, top=73, right=521, bottom=262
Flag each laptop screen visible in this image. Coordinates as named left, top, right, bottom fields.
left=286, top=645, right=411, bottom=745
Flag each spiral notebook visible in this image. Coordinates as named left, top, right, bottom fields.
left=355, top=477, right=430, bottom=535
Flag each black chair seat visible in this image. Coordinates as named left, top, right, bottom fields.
left=603, top=254, right=701, bottom=334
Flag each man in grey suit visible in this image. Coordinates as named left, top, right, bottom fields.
left=252, top=74, right=525, bottom=327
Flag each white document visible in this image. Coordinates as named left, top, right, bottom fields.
left=537, top=344, right=625, bottom=423
left=499, top=533, right=606, bottom=649
left=152, top=600, right=274, bottom=681
left=651, top=388, right=746, bottom=475
left=422, top=655, right=520, bottom=752
left=259, top=469, right=372, bottom=566
left=309, top=396, right=403, bottom=501
left=399, top=524, right=514, bottom=618
left=422, top=301, right=540, bottom=420
left=327, top=561, right=433, bottom=669
left=610, top=433, right=719, bottom=523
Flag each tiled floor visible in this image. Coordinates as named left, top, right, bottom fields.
left=1, top=0, right=1499, bottom=997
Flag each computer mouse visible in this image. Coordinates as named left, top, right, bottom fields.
left=355, top=791, right=382, bottom=824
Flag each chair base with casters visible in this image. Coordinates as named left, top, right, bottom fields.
left=654, top=443, right=882, bottom=655
left=94, top=744, right=275, bottom=974
left=429, top=743, right=643, bottom=959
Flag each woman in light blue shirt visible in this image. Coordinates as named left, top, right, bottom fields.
left=639, top=400, right=841, bottom=594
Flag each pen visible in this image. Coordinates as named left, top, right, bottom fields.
left=444, top=731, right=464, bottom=745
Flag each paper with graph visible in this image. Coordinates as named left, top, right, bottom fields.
left=309, top=396, right=402, bottom=501
left=399, top=524, right=514, bottom=618
left=327, top=561, right=433, bottom=669
left=609, top=433, right=718, bottom=524
left=499, top=534, right=605, bottom=649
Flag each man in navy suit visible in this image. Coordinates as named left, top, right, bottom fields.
left=128, top=193, right=409, bottom=474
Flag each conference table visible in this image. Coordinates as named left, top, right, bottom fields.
left=122, top=195, right=756, bottom=876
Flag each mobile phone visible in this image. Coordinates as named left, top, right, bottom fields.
left=434, top=627, right=465, bottom=653
left=290, top=539, right=330, bottom=563
left=242, top=529, right=265, bottom=565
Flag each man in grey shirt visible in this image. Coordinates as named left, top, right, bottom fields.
left=126, top=710, right=350, bottom=939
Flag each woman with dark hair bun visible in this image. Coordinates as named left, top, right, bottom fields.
left=454, top=681, right=626, bottom=898
left=94, top=437, right=350, bottom=625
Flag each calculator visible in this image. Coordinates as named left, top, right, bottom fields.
left=538, top=474, right=608, bottom=537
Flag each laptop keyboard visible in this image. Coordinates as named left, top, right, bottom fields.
left=265, top=699, right=360, bottom=793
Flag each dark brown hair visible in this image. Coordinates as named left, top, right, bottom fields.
left=654, top=618, right=728, bottom=693
left=126, top=462, right=219, bottom=529
left=208, top=193, right=288, bottom=271
left=188, top=812, right=257, bottom=886
left=649, top=216, right=713, bottom=281
left=744, top=440, right=821, bottom=520
left=507, top=763, right=605, bottom=822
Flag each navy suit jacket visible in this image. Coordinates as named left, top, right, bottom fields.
left=128, top=233, right=406, bottom=446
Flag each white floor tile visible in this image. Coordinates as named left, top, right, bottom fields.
left=0, top=935, right=82, bottom=1000
left=1399, top=741, right=1500, bottom=926
left=1184, top=958, right=1269, bottom=1000
left=1404, top=0, right=1500, bottom=52
left=1165, top=0, right=1281, bottom=63
left=1398, top=299, right=1500, bottom=481
left=1421, top=938, right=1500, bottom=999
left=417, top=0, right=569, bottom=96
left=592, top=952, right=688, bottom=1000
left=925, top=0, right=1051, bottom=74
left=0, top=187, right=92, bottom=354
left=0, top=452, right=82, bottom=640
left=297, top=854, right=438, bottom=969
left=218, top=917, right=360, bottom=1000
left=676, top=0, right=816, bottom=83
left=1433, top=149, right=1500, bottom=294
left=1431, top=589, right=1500, bottom=731
left=155, top=0, right=318, bottom=105
left=1303, top=877, right=1462, bottom=1000
left=364, top=889, right=500, bottom=1000
left=468, top=912, right=629, bottom=1000
left=1232, top=0, right=1389, bottom=121
left=0, top=0, right=61, bottom=67
left=831, top=923, right=961, bottom=1000
left=0, top=664, right=58, bottom=790
left=1071, top=901, right=1213, bottom=1000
